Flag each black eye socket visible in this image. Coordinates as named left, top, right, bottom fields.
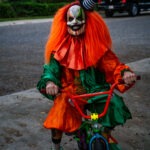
left=77, top=16, right=83, bottom=21
left=69, top=16, right=74, bottom=22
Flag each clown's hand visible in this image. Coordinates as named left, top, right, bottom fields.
left=46, top=81, right=59, bottom=95
left=122, top=71, right=137, bottom=86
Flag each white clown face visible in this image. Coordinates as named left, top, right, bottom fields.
left=67, top=5, right=85, bottom=36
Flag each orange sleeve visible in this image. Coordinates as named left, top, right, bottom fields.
left=97, top=50, right=132, bottom=93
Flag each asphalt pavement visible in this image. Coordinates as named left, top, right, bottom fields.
left=0, top=19, right=150, bottom=150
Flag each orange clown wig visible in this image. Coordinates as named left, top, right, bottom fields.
left=45, top=2, right=112, bottom=70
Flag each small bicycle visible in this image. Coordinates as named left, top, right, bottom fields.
left=40, top=76, right=140, bottom=150
left=66, top=77, right=140, bottom=150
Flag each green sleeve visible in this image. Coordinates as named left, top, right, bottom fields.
left=37, top=55, right=61, bottom=100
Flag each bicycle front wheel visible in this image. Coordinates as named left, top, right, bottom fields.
left=92, top=138, right=106, bottom=150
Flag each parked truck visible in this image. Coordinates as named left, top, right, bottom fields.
left=98, top=0, right=150, bottom=17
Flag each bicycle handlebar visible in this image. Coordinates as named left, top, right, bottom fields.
left=69, top=83, right=116, bottom=119
left=40, top=76, right=141, bottom=120
left=68, top=75, right=141, bottom=119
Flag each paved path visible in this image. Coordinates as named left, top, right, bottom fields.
left=0, top=18, right=53, bottom=27
left=0, top=58, right=150, bottom=150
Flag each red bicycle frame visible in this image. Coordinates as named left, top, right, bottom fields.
left=68, top=82, right=117, bottom=119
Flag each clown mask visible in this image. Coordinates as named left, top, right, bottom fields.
left=67, top=5, right=85, bottom=36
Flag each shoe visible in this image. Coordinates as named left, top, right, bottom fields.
left=50, top=145, right=63, bottom=150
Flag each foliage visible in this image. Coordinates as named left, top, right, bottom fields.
left=0, top=3, right=16, bottom=18
left=0, top=1, right=72, bottom=18
left=1, top=0, right=74, bottom=3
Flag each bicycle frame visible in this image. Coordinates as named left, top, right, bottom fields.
left=69, top=75, right=140, bottom=120
left=68, top=82, right=118, bottom=150
left=69, top=81, right=117, bottom=119
left=68, top=76, right=140, bottom=150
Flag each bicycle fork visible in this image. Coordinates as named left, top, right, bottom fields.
left=89, top=133, right=110, bottom=150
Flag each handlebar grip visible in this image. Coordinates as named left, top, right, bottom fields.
left=118, top=75, right=141, bottom=84
left=40, top=89, right=46, bottom=94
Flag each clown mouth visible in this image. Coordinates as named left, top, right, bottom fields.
left=70, top=25, right=83, bottom=31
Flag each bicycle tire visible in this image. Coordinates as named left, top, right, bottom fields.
left=92, top=138, right=106, bottom=150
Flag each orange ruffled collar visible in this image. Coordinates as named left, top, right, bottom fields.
left=54, top=35, right=106, bottom=70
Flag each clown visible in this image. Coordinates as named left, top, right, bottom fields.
left=37, top=0, right=137, bottom=150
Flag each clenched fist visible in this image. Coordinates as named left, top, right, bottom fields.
left=46, top=81, right=59, bottom=95
left=123, top=71, right=136, bottom=85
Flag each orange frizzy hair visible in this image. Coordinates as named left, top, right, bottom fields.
left=45, top=3, right=71, bottom=64
left=45, top=2, right=112, bottom=65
